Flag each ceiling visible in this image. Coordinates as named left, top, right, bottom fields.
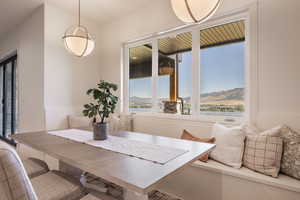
left=0, top=0, right=158, bottom=39
left=130, top=20, right=245, bottom=65
left=46, top=0, right=158, bottom=24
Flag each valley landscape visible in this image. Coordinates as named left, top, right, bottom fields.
left=130, top=88, right=245, bottom=114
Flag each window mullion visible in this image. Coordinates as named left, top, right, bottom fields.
left=191, top=30, right=200, bottom=115
left=123, top=45, right=129, bottom=114
left=152, top=39, right=159, bottom=112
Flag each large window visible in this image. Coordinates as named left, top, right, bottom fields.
left=129, top=44, right=152, bottom=112
left=200, top=21, right=245, bottom=116
left=125, top=19, right=247, bottom=119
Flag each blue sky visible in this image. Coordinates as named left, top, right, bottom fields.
left=130, top=42, right=245, bottom=98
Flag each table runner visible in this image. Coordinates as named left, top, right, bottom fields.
left=48, top=129, right=188, bottom=164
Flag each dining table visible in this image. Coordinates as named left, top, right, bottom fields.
left=12, top=129, right=215, bottom=200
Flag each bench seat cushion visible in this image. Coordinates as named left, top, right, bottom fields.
left=22, top=158, right=49, bottom=179
left=31, top=170, right=86, bottom=200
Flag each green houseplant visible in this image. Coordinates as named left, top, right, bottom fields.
left=83, top=80, right=118, bottom=140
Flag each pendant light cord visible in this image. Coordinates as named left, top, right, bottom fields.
left=78, top=0, right=81, bottom=26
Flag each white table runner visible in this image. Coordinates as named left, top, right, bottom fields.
left=48, top=129, right=188, bottom=164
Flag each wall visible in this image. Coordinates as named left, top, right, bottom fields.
left=44, top=3, right=104, bottom=130
left=0, top=6, right=45, bottom=133
left=97, top=0, right=300, bottom=137
left=0, top=3, right=107, bottom=132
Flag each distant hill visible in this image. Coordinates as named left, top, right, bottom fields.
left=200, top=88, right=244, bottom=105
left=130, top=96, right=152, bottom=104
left=130, top=88, right=244, bottom=106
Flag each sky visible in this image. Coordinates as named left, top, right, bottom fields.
left=130, top=42, right=245, bottom=98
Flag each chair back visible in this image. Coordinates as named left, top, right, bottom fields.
left=0, top=141, right=37, bottom=200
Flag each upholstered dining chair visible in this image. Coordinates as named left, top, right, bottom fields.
left=0, top=140, right=38, bottom=200
left=0, top=140, right=103, bottom=200
left=22, top=157, right=49, bottom=179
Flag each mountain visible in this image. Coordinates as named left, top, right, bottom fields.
left=130, top=96, right=152, bottom=104
left=200, top=88, right=244, bottom=105
left=130, top=88, right=244, bottom=105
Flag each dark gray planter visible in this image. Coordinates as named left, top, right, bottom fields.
left=93, top=122, right=108, bottom=140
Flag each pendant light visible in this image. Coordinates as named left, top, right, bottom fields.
left=63, top=0, right=95, bottom=57
left=171, top=0, right=222, bottom=24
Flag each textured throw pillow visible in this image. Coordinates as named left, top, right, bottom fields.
left=210, top=123, right=246, bottom=168
left=243, top=127, right=283, bottom=178
left=278, top=125, right=300, bottom=180
left=181, top=129, right=215, bottom=162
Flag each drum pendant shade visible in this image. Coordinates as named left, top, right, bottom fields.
left=171, top=0, right=221, bottom=24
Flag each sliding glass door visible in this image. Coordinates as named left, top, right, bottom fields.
left=0, top=54, right=17, bottom=143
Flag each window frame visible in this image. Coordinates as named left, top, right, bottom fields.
left=122, top=4, right=258, bottom=124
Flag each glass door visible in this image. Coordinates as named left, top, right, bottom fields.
left=0, top=54, right=17, bottom=144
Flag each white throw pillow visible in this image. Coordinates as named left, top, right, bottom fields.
left=210, top=123, right=246, bottom=168
left=241, top=123, right=261, bottom=135
left=68, top=115, right=92, bottom=129
left=108, top=114, right=134, bottom=133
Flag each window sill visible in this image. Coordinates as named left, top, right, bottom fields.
left=127, top=112, right=244, bottom=125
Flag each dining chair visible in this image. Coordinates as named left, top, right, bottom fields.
left=0, top=140, right=38, bottom=200
left=0, top=140, right=91, bottom=200
left=80, top=194, right=104, bottom=200
left=22, top=157, right=49, bottom=178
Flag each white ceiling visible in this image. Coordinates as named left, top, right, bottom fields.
left=0, top=0, right=158, bottom=39
left=46, top=0, right=158, bottom=24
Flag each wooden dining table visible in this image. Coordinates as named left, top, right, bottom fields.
left=13, top=129, right=215, bottom=200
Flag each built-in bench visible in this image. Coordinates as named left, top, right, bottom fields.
left=157, top=159, right=300, bottom=200
left=192, top=160, right=300, bottom=193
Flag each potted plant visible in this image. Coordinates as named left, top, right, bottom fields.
left=83, top=80, right=118, bottom=140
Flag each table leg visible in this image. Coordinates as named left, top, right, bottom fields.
left=123, top=189, right=148, bottom=200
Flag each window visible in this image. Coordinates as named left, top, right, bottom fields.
left=200, top=21, right=245, bottom=116
left=0, top=54, right=17, bottom=144
left=157, top=32, right=192, bottom=114
left=124, top=17, right=249, bottom=120
left=129, top=44, right=152, bottom=112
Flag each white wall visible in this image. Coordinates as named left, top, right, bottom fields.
left=44, top=3, right=104, bottom=130
left=96, top=0, right=300, bottom=137
left=0, top=6, right=45, bottom=133
left=0, top=3, right=107, bottom=132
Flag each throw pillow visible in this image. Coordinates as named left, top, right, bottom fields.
left=210, top=123, right=246, bottom=168
left=68, top=115, right=92, bottom=130
left=241, top=123, right=261, bottom=135
left=278, top=125, right=300, bottom=180
left=181, top=129, right=215, bottom=162
left=243, top=128, right=283, bottom=178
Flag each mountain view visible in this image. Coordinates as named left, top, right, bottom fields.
left=130, top=88, right=245, bottom=114
left=200, top=88, right=244, bottom=105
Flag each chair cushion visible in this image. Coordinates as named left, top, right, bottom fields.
left=22, top=158, right=49, bottom=179
left=149, top=190, right=183, bottom=200
left=81, top=194, right=102, bottom=200
left=31, top=170, right=86, bottom=200
left=0, top=141, right=37, bottom=200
